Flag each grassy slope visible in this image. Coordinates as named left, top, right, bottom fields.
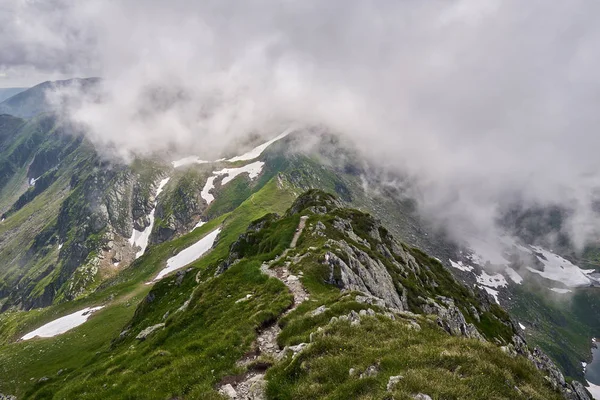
left=0, top=177, right=296, bottom=398
left=507, top=282, right=600, bottom=381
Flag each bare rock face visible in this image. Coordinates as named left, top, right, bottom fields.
left=422, top=297, right=484, bottom=341
left=324, top=240, right=405, bottom=311
left=136, top=323, right=165, bottom=340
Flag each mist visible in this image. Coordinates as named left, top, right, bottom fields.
left=3, top=0, right=600, bottom=250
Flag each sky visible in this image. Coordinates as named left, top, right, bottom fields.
left=3, top=0, right=600, bottom=248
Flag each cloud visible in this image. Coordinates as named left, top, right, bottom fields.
left=6, top=0, right=600, bottom=248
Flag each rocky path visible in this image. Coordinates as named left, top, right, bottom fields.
left=290, top=215, right=308, bottom=248
left=218, top=217, right=310, bottom=400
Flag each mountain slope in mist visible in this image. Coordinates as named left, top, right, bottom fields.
left=0, top=80, right=597, bottom=399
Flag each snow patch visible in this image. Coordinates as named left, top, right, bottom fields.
left=586, top=380, right=600, bottom=400
left=201, top=176, right=216, bottom=205
left=153, top=227, right=221, bottom=281
left=21, top=306, right=104, bottom=340
left=449, top=259, right=474, bottom=272
left=476, top=270, right=507, bottom=288
left=505, top=267, right=523, bottom=284
left=518, top=322, right=526, bottom=330
left=480, top=286, right=500, bottom=304
left=227, top=127, right=294, bottom=162
left=172, top=156, right=210, bottom=168
left=527, top=246, right=591, bottom=287
left=213, top=161, right=264, bottom=185
left=193, top=220, right=206, bottom=230
left=549, top=287, right=572, bottom=294
left=58, top=243, right=63, bottom=250
left=129, top=177, right=170, bottom=259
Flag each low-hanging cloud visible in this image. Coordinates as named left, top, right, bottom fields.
left=4, top=0, right=600, bottom=249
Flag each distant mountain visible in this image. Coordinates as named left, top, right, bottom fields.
left=0, top=78, right=100, bottom=118
left=0, top=88, right=27, bottom=103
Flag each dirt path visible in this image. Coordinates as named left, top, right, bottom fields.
left=290, top=216, right=308, bottom=248
left=218, top=216, right=310, bottom=400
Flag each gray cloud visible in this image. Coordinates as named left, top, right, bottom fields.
left=6, top=0, right=600, bottom=248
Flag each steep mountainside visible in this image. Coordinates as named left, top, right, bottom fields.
left=0, top=189, right=589, bottom=399
left=0, top=89, right=27, bottom=103
left=0, top=100, right=597, bottom=399
left=0, top=78, right=99, bottom=118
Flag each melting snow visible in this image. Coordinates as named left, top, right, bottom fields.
left=549, top=287, right=572, bottom=294
left=505, top=267, right=523, bottom=284
left=193, top=220, right=206, bottom=230
left=153, top=227, right=221, bottom=281
left=58, top=243, right=63, bottom=250
left=449, top=259, right=474, bottom=272
left=227, top=127, right=294, bottom=162
left=518, top=322, right=526, bottom=330
left=172, top=156, right=210, bottom=168
left=480, top=286, right=500, bottom=304
left=527, top=246, right=591, bottom=287
left=200, top=162, right=265, bottom=206
left=201, top=176, right=216, bottom=205
left=21, top=306, right=104, bottom=340
left=476, top=270, right=507, bottom=288
left=586, top=380, right=600, bottom=400
left=213, top=161, right=264, bottom=185
left=129, top=177, right=170, bottom=259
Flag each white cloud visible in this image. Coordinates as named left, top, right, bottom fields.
left=5, top=0, right=600, bottom=248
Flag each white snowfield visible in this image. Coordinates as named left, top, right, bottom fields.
left=476, top=270, right=508, bottom=288
left=549, top=287, right=572, bottom=294
left=527, top=246, right=592, bottom=287
left=129, top=177, right=170, bottom=259
left=468, top=235, right=594, bottom=290
left=505, top=267, right=523, bottom=284
left=153, top=227, right=221, bottom=281
left=201, top=176, right=217, bottom=205
left=586, top=380, right=600, bottom=400
left=518, top=322, right=526, bottom=330
left=172, top=156, right=210, bottom=168
left=481, top=286, right=500, bottom=304
left=227, top=127, right=294, bottom=162
left=449, top=259, right=474, bottom=272
left=200, top=162, right=265, bottom=206
left=21, top=306, right=104, bottom=340
left=214, top=161, right=264, bottom=185
left=193, top=220, right=206, bottom=230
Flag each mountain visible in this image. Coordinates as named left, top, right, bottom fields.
left=0, top=78, right=100, bottom=118
left=0, top=95, right=596, bottom=398
left=0, top=88, right=27, bottom=103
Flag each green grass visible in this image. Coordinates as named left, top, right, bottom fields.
left=0, top=186, right=565, bottom=400
left=0, top=176, right=296, bottom=398
left=268, top=314, right=562, bottom=400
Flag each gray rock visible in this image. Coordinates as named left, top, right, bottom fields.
left=311, top=305, right=328, bottom=317
left=324, top=240, right=405, bottom=310
left=136, top=323, right=165, bottom=340
left=387, top=375, right=404, bottom=391
left=219, top=383, right=237, bottom=398
left=423, top=299, right=484, bottom=341
left=413, top=394, right=432, bottom=400
left=355, top=294, right=386, bottom=308
left=360, top=364, right=379, bottom=378
left=571, top=381, right=592, bottom=400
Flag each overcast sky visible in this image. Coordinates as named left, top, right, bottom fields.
left=3, top=0, right=600, bottom=247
